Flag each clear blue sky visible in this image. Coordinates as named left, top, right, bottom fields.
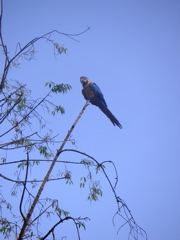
left=1, top=0, right=180, bottom=239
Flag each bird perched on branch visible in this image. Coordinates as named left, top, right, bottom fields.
left=80, top=76, right=122, bottom=129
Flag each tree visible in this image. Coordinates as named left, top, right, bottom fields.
left=0, top=1, right=147, bottom=239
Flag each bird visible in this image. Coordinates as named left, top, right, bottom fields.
left=80, top=76, right=122, bottom=129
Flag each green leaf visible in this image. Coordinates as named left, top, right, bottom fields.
left=61, top=209, right=70, bottom=217
left=39, top=146, right=51, bottom=158
left=51, top=105, right=65, bottom=115
left=1, top=157, right=6, bottom=163
left=77, top=221, right=86, bottom=230
left=80, top=159, right=94, bottom=167
left=45, top=81, right=53, bottom=88
left=87, top=181, right=103, bottom=202
left=54, top=43, right=68, bottom=55
left=51, top=83, right=72, bottom=94
left=45, top=82, right=72, bottom=94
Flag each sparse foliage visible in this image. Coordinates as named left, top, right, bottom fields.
left=0, top=1, right=147, bottom=240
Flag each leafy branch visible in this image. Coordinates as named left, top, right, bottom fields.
left=61, top=149, right=148, bottom=240
left=41, top=216, right=89, bottom=240
left=18, top=100, right=90, bottom=240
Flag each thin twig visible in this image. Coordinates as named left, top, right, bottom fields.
left=19, top=152, right=29, bottom=221
left=0, top=173, right=66, bottom=183
left=30, top=203, right=53, bottom=226
left=0, top=90, right=52, bottom=137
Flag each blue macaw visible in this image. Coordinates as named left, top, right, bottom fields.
left=80, top=76, right=122, bottom=128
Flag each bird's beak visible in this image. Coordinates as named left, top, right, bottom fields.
left=80, top=77, right=87, bottom=84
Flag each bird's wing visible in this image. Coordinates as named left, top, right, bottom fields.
left=89, top=82, right=107, bottom=107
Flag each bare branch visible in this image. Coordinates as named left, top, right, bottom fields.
left=0, top=24, right=90, bottom=91
left=30, top=204, right=53, bottom=227
left=0, top=173, right=66, bottom=183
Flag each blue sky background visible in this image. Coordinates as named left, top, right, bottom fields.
left=1, top=0, right=180, bottom=239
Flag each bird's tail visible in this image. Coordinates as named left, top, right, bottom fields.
left=99, top=105, right=123, bottom=129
